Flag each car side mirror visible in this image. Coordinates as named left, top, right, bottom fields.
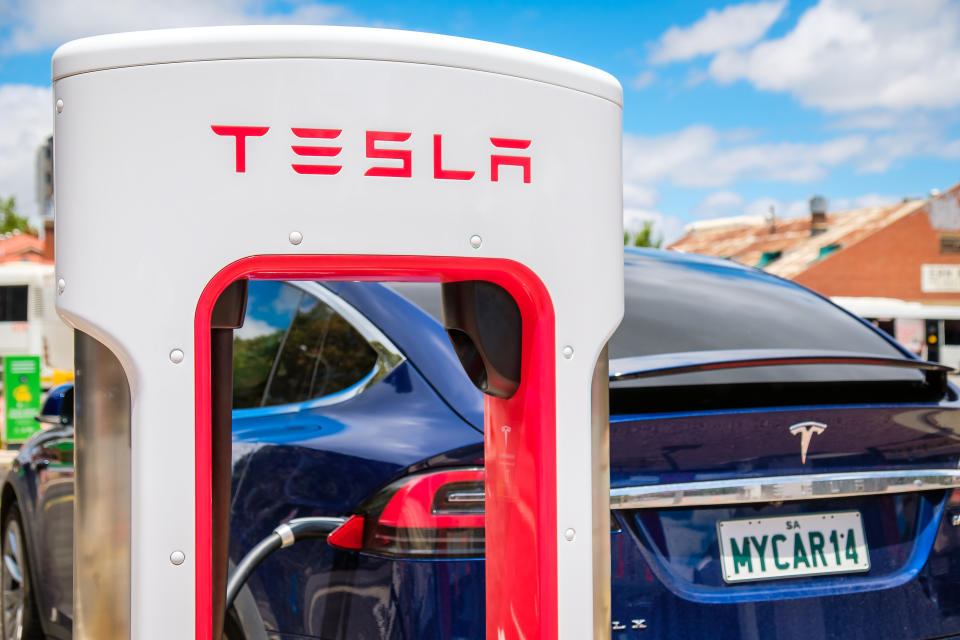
left=60, top=387, right=74, bottom=425
left=36, top=384, right=74, bottom=426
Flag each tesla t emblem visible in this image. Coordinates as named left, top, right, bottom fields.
left=789, top=421, right=827, bottom=464
left=501, top=425, right=511, bottom=446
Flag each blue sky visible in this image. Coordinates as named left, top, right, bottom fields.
left=1, top=0, right=959, bottom=242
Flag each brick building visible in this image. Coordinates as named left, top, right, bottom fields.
left=669, top=180, right=960, bottom=366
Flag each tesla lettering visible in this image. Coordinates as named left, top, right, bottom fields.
left=209, top=125, right=269, bottom=173
left=291, top=128, right=342, bottom=175
left=212, top=125, right=532, bottom=182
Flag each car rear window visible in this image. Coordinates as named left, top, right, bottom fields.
left=608, top=252, right=945, bottom=411
left=610, top=251, right=903, bottom=360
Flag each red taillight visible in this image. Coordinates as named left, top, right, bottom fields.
left=328, top=468, right=485, bottom=558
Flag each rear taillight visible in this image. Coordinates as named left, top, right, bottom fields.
left=328, top=468, right=485, bottom=558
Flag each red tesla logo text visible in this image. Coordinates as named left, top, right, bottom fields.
left=211, top=126, right=532, bottom=183
left=209, top=126, right=269, bottom=173
left=291, top=128, right=342, bottom=175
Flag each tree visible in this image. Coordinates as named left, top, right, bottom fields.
left=0, top=196, right=37, bottom=235
left=624, top=220, right=662, bottom=248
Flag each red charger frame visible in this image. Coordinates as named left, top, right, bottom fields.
left=194, top=254, right=558, bottom=640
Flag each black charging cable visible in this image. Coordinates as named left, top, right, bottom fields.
left=225, top=516, right=347, bottom=612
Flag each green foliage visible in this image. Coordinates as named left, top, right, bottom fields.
left=0, top=197, right=37, bottom=235
left=266, top=302, right=375, bottom=405
left=624, top=220, right=662, bottom=248
left=232, top=298, right=377, bottom=409
left=233, top=331, right=284, bottom=408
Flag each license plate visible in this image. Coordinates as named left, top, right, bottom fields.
left=717, top=511, right=870, bottom=583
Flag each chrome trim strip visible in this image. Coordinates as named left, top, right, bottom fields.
left=446, top=490, right=485, bottom=503
left=591, top=345, right=612, bottom=640
left=610, top=469, right=960, bottom=509
left=74, top=331, right=130, bottom=640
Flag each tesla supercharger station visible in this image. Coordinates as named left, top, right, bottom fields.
left=53, top=27, right=622, bottom=640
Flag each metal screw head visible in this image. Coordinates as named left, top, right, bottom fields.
left=56, top=99, right=63, bottom=114
left=289, top=231, right=303, bottom=246
left=169, top=349, right=184, bottom=364
left=561, top=345, right=574, bottom=359
left=170, top=550, right=185, bottom=566
left=56, top=278, right=65, bottom=294
left=564, top=528, right=576, bottom=541
left=469, top=235, right=482, bottom=249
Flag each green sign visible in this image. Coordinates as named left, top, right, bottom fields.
left=4, top=355, right=42, bottom=444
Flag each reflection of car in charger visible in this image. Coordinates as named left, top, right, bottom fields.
left=6, top=248, right=960, bottom=640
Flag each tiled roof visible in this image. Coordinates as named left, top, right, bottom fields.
left=0, top=232, right=49, bottom=264
left=667, top=199, right=927, bottom=279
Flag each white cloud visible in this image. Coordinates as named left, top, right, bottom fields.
left=623, top=125, right=868, bottom=188
left=830, top=112, right=903, bottom=131
left=621, top=182, right=686, bottom=245
left=0, top=0, right=364, bottom=54
left=744, top=196, right=808, bottom=218
left=741, top=193, right=901, bottom=220
left=695, top=190, right=745, bottom=218
left=236, top=317, right=281, bottom=340
left=651, top=1, right=786, bottom=63
left=621, top=182, right=687, bottom=245
left=858, top=127, right=960, bottom=173
left=623, top=125, right=717, bottom=186
left=630, top=70, right=656, bottom=90
left=623, top=182, right=659, bottom=210
left=707, top=0, right=960, bottom=112
left=642, top=0, right=960, bottom=200
left=271, top=283, right=303, bottom=314
left=624, top=120, right=960, bottom=191
left=830, top=193, right=902, bottom=211
left=623, top=207, right=686, bottom=247
left=0, top=84, right=52, bottom=224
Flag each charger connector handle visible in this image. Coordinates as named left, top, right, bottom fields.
left=225, top=516, right=347, bottom=612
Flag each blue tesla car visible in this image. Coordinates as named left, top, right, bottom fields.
left=4, top=248, right=960, bottom=640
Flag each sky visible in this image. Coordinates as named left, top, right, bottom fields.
left=1, top=0, right=959, bottom=243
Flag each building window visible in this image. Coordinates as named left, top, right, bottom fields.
left=818, top=244, right=842, bottom=260
left=867, top=318, right=895, bottom=338
left=0, top=286, right=28, bottom=322
left=944, top=320, right=960, bottom=346
left=940, top=235, right=960, bottom=254
left=756, top=251, right=782, bottom=268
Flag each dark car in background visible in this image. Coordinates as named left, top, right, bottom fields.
left=4, top=248, right=960, bottom=640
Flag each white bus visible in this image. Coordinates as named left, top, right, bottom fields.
left=0, top=262, right=73, bottom=387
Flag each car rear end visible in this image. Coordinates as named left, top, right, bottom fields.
left=607, top=250, right=960, bottom=639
